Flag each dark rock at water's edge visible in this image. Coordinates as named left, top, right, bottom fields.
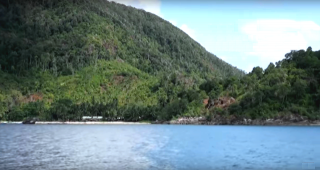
left=152, top=115, right=320, bottom=126
left=22, top=118, right=38, bottom=124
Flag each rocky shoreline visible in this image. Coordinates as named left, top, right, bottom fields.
left=151, top=116, right=320, bottom=126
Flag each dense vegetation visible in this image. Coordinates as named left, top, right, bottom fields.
left=223, top=47, right=320, bottom=120
left=0, top=0, right=242, bottom=77
left=0, top=0, right=319, bottom=122
left=0, top=0, right=243, bottom=121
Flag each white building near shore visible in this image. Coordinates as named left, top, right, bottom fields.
left=82, top=116, right=103, bottom=121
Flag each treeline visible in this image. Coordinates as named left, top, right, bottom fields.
left=2, top=47, right=320, bottom=121
left=6, top=98, right=153, bottom=121
left=203, top=47, right=320, bottom=120
left=1, top=59, right=207, bottom=121
left=6, top=88, right=204, bottom=122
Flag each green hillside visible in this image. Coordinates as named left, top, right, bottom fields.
left=0, top=0, right=243, bottom=78
left=220, top=47, right=320, bottom=120
left=0, top=0, right=244, bottom=121
left=1, top=0, right=319, bottom=122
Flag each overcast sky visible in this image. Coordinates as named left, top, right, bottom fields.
left=111, top=0, right=320, bottom=73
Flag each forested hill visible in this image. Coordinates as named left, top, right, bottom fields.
left=0, top=0, right=244, bottom=121
left=0, top=0, right=243, bottom=78
left=2, top=0, right=319, bottom=123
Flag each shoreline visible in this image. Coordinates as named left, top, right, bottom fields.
left=157, top=117, right=320, bottom=126
left=157, top=121, right=320, bottom=126
left=0, top=121, right=151, bottom=125
left=1, top=120, right=320, bottom=126
left=2, top=115, right=320, bottom=126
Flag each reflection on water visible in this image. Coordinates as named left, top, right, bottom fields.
left=0, top=125, right=319, bottom=170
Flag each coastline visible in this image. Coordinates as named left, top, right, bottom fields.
left=154, top=117, right=320, bottom=126
left=1, top=118, right=320, bottom=126
left=157, top=121, right=320, bottom=126
left=36, top=121, right=151, bottom=125
left=0, top=121, right=151, bottom=125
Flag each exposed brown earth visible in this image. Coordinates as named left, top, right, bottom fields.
left=204, top=96, right=237, bottom=109
left=213, top=96, right=236, bottom=109
left=23, top=93, right=43, bottom=103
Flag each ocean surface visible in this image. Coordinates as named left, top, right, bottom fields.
left=0, top=124, right=319, bottom=170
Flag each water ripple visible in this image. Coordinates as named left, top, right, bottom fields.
left=0, top=125, right=319, bottom=170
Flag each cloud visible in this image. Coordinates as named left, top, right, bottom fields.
left=241, top=19, right=320, bottom=63
left=180, top=24, right=196, bottom=39
left=111, top=0, right=162, bottom=17
left=168, top=20, right=177, bottom=26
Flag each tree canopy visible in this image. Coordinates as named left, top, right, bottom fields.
left=0, top=0, right=319, bottom=122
